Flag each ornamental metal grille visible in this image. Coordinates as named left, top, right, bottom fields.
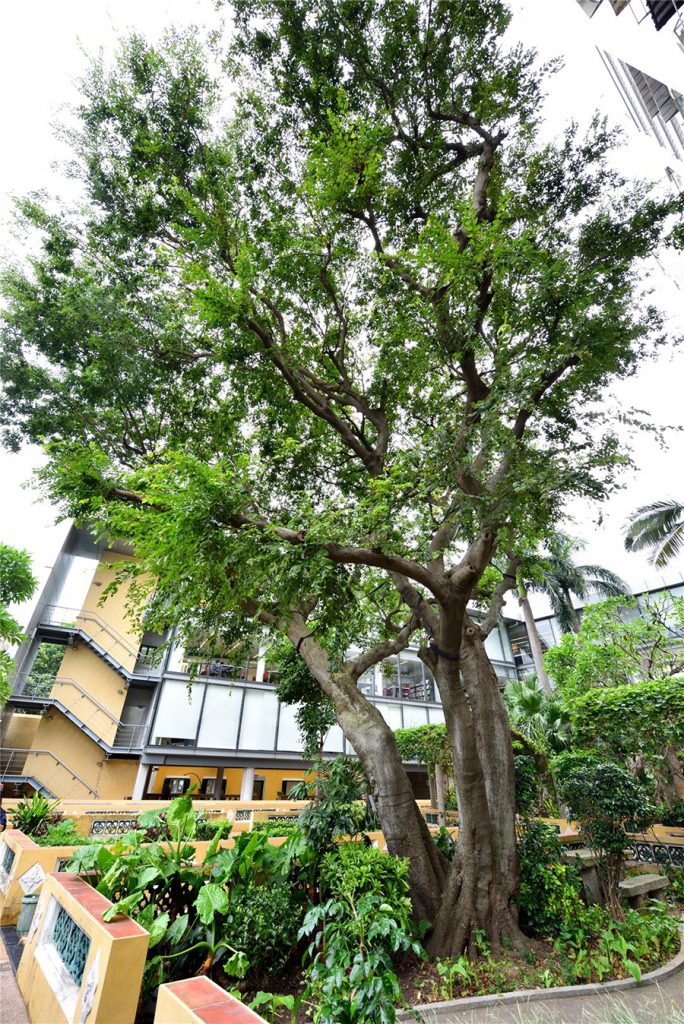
left=1, top=844, right=15, bottom=875
left=51, top=906, right=90, bottom=986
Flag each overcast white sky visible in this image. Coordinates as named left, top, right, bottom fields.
left=1, top=0, right=683, bottom=626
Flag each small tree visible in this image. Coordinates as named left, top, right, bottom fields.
left=554, top=759, right=655, bottom=914
left=0, top=543, right=37, bottom=705
left=545, top=594, right=684, bottom=701
left=516, top=534, right=629, bottom=691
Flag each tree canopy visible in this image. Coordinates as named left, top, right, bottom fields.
left=1, top=0, right=681, bottom=954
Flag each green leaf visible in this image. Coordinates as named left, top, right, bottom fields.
left=146, top=911, right=170, bottom=948
left=166, top=794, right=196, bottom=842
left=195, top=883, right=228, bottom=925
left=165, top=912, right=189, bottom=947
left=624, top=960, right=642, bottom=983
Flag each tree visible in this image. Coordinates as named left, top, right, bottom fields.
left=0, top=3, right=679, bottom=954
left=0, top=543, right=37, bottom=704
left=516, top=533, right=629, bottom=691
left=545, top=594, right=684, bottom=700
left=624, top=499, right=684, bottom=567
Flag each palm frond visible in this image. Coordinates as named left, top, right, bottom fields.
left=577, top=565, right=630, bottom=598
left=624, top=500, right=684, bottom=561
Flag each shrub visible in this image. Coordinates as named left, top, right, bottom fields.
left=514, top=755, right=540, bottom=814
left=33, top=819, right=90, bottom=847
left=301, top=843, right=424, bottom=1023
left=12, top=793, right=61, bottom=836
left=195, top=816, right=232, bottom=841
left=251, top=819, right=300, bottom=837
left=656, top=796, right=684, bottom=828
left=222, top=883, right=303, bottom=985
left=555, top=761, right=655, bottom=912
left=516, top=819, right=581, bottom=937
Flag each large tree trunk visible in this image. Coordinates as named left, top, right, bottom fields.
left=517, top=586, right=553, bottom=693
left=428, top=628, right=527, bottom=957
left=326, top=674, right=448, bottom=921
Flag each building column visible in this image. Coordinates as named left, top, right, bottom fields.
left=132, top=763, right=151, bottom=801
left=213, top=766, right=225, bottom=800
left=240, top=766, right=255, bottom=801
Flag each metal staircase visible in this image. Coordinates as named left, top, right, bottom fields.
left=0, top=748, right=99, bottom=798
left=35, top=605, right=160, bottom=682
left=7, top=676, right=148, bottom=755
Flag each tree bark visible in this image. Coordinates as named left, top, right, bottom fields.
left=427, top=625, right=528, bottom=957
left=517, top=585, right=553, bottom=693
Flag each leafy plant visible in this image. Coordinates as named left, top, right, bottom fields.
left=221, top=883, right=303, bottom=985
left=12, top=793, right=61, bottom=836
left=33, top=819, right=89, bottom=847
left=300, top=843, right=425, bottom=1023
left=251, top=819, right=301, bottom=837
left=290, top=757, right=375, bottom=856
left=516, top=819, right=581, bottom=937
left=656, top=797, right=684, bottom=828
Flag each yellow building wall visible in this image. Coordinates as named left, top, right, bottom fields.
left=148, top=765, right=307, bottom=801
left=51, top=645, right=127, bottom=741
left=1, top=712, right=41, bottom=750
left=23, top=711, right=138, bottom=800
left=79, top=550, right=147, bottom=672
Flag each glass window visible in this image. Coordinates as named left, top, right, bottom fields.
left=323, top=724, right=345, bottom=754
left=238, top=689, right=279, bottom=750
left=423, top=666, right=436, bottom=702
left=358, top=667, right=377, bottom=696
left=151, top=680, right=203, bottom=744
left=196, top=684, right=242, bottom=749
left=380, top=656, right=399, bottom=698
left=484, top=628, right=504, bottom=662
left=397, top=654, right=427, bottom=701
left=276, top=704, right=302, bottom=752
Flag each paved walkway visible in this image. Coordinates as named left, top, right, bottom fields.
left=415, top=972, right=684, bottom=1024
left=0, top=931, right=28, bottom=1024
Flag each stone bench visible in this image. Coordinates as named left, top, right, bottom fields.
left=563, top=848, right=601, bottom=904
left=618, top=872, right=669, bottom=909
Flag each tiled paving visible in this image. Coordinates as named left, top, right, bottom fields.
left=0, top=927, right=28, bottom=1024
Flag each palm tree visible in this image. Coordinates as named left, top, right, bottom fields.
left=624, top=499, right=684, bottom=568
left=516, top=533, right=630, bottom=692
left=503, top=675, right=571, bottom=754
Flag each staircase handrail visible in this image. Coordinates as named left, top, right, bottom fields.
left=38, top=604, right=140, bottom=662
left=0, top=747, right=99, bottom=796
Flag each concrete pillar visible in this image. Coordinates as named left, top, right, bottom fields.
left=132, top=763, right=151, bottom=801
left=240, top=766, right=255, bottom=801
left=213, top=766, right=225, bottom=800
